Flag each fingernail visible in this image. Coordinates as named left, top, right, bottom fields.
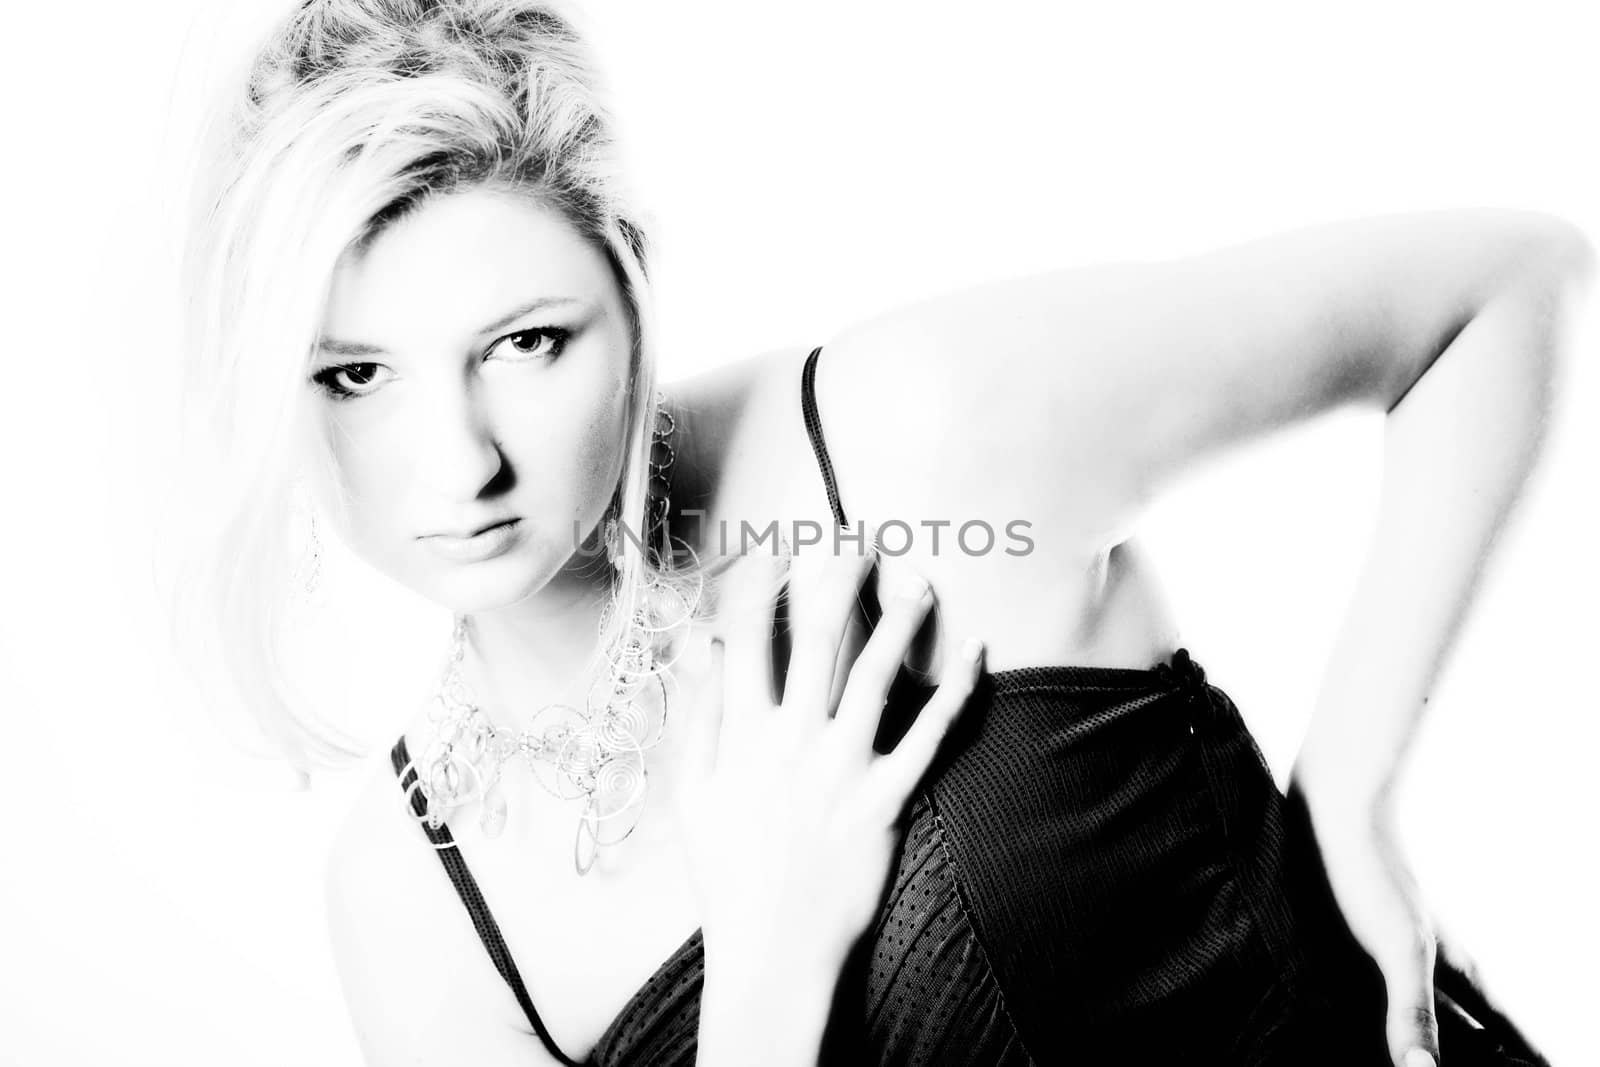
left=960, top=637, right=984, bottom=664
left=1404, top=1050, right=1437, bottom=1067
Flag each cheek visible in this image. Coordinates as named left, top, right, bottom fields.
left=577, top=383, right=630, bottom=489
left=314, top=416, right=412, bottom=556
left=507, top=346, right=632, bottom=519
left=539, top=377, right=629, bottom=538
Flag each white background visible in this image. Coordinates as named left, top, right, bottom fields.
left=2, top=1, right=1597, bottom=1064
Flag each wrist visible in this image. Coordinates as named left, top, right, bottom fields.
left=1291, top=733, right=1398, bottom=820
left=702, top=912, right=853, bottom=976
left=702, top=930, right=848, bottom=1000
left=1289, top=759, right=1402, bottom=848
left=699, top=940, right=843, bottom=1067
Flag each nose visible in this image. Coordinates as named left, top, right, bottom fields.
left=411, top=377, right=506, bottom=498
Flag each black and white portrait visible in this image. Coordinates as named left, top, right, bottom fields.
left=3, top=2, right=1596, bottom=1065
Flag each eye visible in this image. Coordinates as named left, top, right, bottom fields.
left=309, top=362, right=391, bottom=400
left=485, top=327, right=570, bottom=362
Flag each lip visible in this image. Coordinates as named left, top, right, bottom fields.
left=421, top=518, right=523, bottom=563
left=434, top=517, right=519, bottom=539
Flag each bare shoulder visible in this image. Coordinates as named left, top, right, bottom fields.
left=663, top=345, right=815, bottom=461
left=806, top=210, right=1592, bottom=543
left=324, top=752, right=538, bottom=1065
left=661, top=345, right=820, bottom=540
left=811, top=261, right=1163, bottom=547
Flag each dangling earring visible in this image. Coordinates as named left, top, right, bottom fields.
left=600, top=391, right=674, bottom=573
left=303, top=511, right=323, bottom=595
left=289, top=483, right=323, bottom=598
left=602, top=501, right=624, bottom=572
left=646, top=392, right=676, bottom=564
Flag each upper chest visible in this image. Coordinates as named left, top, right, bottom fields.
left=420, top=754, right=706, bottom=1063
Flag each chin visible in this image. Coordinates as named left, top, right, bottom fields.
left=418, top=543, right=583, bottom=614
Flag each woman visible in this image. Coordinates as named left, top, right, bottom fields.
left=170, top=0, right=1591, bottom=1064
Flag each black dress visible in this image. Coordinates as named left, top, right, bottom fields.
left=387, top=345, right=1549, bottom=1066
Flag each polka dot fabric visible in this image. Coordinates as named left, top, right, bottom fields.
left=394, top=651, right=1548, bottom=1066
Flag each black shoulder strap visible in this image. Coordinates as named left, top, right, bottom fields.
left=389, top=737, right=584, bottom=1066
left=800, top=345, right=849, bottom=528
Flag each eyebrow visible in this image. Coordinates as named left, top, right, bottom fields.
left=316, top=296, right=590, bottom=357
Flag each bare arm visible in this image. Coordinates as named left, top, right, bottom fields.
left=813, top=210, right=1593, bottom=536
left=1286, top=253, right=1592, bottom=1066
left=813, top=208, right=1596, bottom=1066
left=935, top=209, right=1593, bottom=797
left=816, top=209, right=1592, bottom=781
left=1289, top=239, right=1594, bottom=805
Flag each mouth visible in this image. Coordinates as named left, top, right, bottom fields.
left=420, top=518, right=523, bottom=562
left=425, top=517, right=520, bottom=541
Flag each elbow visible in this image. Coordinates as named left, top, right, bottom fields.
left=1484, top=213, right=1595, bottom=371
left=1508, top=213, right=1597, bottom=298
left=1525, top=215, right=1595, bottom=366
left=1493, top=216, right=1594, bottom=449
left=1561, top=223, right=1598, bottom=287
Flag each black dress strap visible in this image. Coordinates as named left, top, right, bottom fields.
left=800, top=345, right=849, bottom=528
left=390, top=737, right=584, bottom=1067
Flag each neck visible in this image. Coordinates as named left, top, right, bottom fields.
left=459, top=549, right=618, bottom=729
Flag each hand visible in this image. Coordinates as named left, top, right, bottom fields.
left=1301, top=787, right=1440, bottom=1067
left=674, top=546, right=984, bottom=975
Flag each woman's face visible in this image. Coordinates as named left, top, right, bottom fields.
left=310, top=186, right=634, bottom=612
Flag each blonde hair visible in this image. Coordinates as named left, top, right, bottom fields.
left=166, top=0, right=697, bottom=776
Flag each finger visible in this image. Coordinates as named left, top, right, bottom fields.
left=831, top=571, right=935, bottom=745
left=864, top=638, right=984, bottom=815
left=680, top=637, right=725, bottom=783
left=1383, top=935, right=1440, bottom=1067
left=781, top=544, right=878, bottom=722
left=721, top=551, right=788, bottom=719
